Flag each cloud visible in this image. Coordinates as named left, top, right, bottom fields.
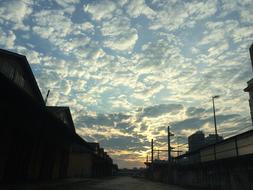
left=55, top=0, right=80, bottom=14
left=84, top=0, right=117, bottom=21
left=100, top=135, right=149, bottom=150
left=32, top=9, right=98, bottom=59
left=140, top=104, right=183, bottom=118
left=55, top=0, right=79, bottom=7
left=126, top=0, right=155, bottom=19
left=0, top=30, right=16, bottom=49
left=0, top=0, right=252, bottom=168
left=186, top=107, right=206, bottom=117
left=77, top=114, right=114, bottom=127
left=149, top=0, right=217, bottom=31
left=0, top=0, right=33, bottom=30
left=101, top=16, right=138, bottom=51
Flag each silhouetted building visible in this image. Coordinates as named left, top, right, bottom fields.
left=88, top=142, right=100, bottom=154
left=244, top=42, right=253, bottom=124
left=250, top=42, right=253, bottom=70
left=0, top=49, right=115, bottom=182
left=0, top=49, right=45, bottom=105
left=205, top=134, right=223, bottom=145
left=188, top=131, right=205, bottom=152
left=47, top=106, right=76, bottom=133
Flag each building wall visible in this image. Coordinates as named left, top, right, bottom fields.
left=147, top=155, right=253, bottom=190
left=67, top=152, right=93, bottom=178
left=0, top=75, right=71, bottom=182
left=188, top=131, right=205, bottom=152
left=0, top=72, right=114, bottom=183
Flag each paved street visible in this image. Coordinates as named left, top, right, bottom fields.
left=45, top=176, right=191, bottom=190
left=1, top=176, right=194, bottom=190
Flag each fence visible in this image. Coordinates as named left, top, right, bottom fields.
left=175, top=129, right=253, bottom=164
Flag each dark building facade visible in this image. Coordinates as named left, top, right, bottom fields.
left=47, top=106, right=76, bottom=133
left=0, top=49, right=115, bottom=182
left=249, top=42, right=253, bottom=70
left=244, top=43, right=253, bottom=124
left=205, top=134, right=223, bottom=145
left=188, top=131, right=205, bottom=152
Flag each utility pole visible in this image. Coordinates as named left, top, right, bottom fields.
left=151, top=139, right=154, bottom=163
left=168, top=126, right=171, bottom=162
left=212, top=95, right=219, bottom=142
left=177, top=136, right=179, bottom=157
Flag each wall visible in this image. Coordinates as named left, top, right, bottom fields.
left=67, top=152, right=93, bottom=178
left=147, top=155, right=253, bottom=190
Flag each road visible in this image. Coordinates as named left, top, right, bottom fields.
left=1, top=176, right=193, bottom=190
left=46, top=176, right=191, bottom=190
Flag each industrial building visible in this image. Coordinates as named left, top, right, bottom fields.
left=205, top=134, right=223, bottom=145
left=0, top=49, right=116, bottom=182
left=188, top=131, right=205, bottom=152
left=188, top=131, right=223, bottom=152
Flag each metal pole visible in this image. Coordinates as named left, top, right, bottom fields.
left=45, top=90, right=50, bottom=105
left=168, top=126, right=171, bottom=162
left=177, top=136, right=179, bottom=157
left=212, top=97, right=218, bottom=142
left=151, top=139, right=154, bottom=163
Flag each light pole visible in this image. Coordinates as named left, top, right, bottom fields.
left=212, top=95, right=220, bottom=142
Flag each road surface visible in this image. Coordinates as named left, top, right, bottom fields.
left=1, top=176, right=193, bottom=190
left=47, top=176, right=191, bottom=190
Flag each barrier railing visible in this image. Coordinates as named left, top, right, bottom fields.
left=175, top=129, right=253, bottom=164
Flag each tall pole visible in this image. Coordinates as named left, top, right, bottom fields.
left=168, top=126, right=171, bottom=162
left=212, top=96, right=218, bottom=142
left=151, top=139, right=154, bottom=163
left=177, top=136, right=179, bottom=157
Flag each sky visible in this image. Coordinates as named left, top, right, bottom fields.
left=0, top=0, right=253, bottom=168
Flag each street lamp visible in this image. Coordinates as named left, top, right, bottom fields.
left=212, top=95, right=220, bottom=142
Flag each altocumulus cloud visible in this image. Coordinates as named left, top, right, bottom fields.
left=0, top=0, right=253, bottom=168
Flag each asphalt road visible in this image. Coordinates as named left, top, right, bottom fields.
left=48, top=176, right=191, bottom=190
left=1, top=176, right=192, bottom=190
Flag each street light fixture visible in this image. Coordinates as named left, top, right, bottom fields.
left=212, top=95, right=220, bottom=142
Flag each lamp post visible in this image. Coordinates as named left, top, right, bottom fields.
left=212, top=95, right=220, bottom=142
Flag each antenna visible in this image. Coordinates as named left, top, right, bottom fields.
left=44, top=90, right=50, bottom=105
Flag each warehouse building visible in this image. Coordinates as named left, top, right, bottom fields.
left=0, top=49, right=116, bottom=182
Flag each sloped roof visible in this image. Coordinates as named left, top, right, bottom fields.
left=0, top=49, right=45, bottom=106
left=47, top=106, right=76, bottom=133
